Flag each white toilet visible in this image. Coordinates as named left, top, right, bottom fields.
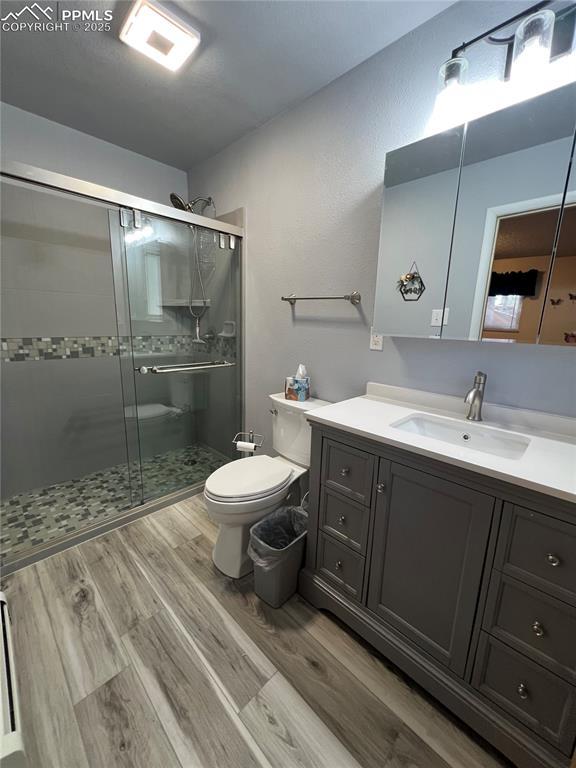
left=204, top=392, right=330, bottom=578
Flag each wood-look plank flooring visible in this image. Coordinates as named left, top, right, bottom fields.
left=36, top=546, right=128, bottom=704
left=2, top=495, right=510, bottom=768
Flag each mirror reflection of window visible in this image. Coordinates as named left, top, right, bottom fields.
left=484, top=295, right=524, bottom=333
left=482, top=208, right=556, bottom=343
left=539, top=204, right=576, bottom=345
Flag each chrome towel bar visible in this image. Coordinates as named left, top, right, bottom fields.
left=281, top=291, right=361, bottom=306
left=136, top=361, right=236, bottom=374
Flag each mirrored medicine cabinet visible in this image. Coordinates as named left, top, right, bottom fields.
left=373, top=82, right=576, bottom=346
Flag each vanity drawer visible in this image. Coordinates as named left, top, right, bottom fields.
left=317, top=533, right=364, bottom=600
left=484, top=572, right=576, bottom=683
left=495, top=504, right=576, bottom=606
left=319, top=488, right=369, bottom=553
left=323, top=439, right=374, bottom=505
left=472, top=633, right=576, bottom=754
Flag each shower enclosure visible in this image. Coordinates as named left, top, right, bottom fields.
left=0, top=166, right=242, bottom=569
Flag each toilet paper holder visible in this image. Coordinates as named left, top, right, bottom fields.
left=233, top=431, right=264, bottom=453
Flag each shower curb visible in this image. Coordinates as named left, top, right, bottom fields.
left=0, top=482, right=205, bottom=576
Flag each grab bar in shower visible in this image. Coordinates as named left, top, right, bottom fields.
left=136, top=361, right=236, bottom=374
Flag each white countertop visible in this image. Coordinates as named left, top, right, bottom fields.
left=306, top=383, right=576, bottom=504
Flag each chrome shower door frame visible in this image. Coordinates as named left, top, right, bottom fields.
left=0, top=162, right=244, bottom=572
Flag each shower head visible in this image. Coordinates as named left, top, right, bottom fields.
left=169, top=193, right=216, bottom=216
left=190, top=196, right=216, bottom=214
left=170, top=193, right=191, bottom=211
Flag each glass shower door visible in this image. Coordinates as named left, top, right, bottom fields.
left=0, top=179, right=137, bottom=565
left=121, top=212, right=241, bottom=501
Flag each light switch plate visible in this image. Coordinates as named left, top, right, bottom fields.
left=431, top=308, right=450, bottom=327
left=431, top=309, right=443, bottom=327
left=370, top=328, right=384, bottom=351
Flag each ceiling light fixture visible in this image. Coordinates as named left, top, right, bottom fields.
left=120, top=0, right=201, bottom=72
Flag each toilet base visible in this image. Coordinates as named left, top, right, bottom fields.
left=212, top=522, right=254, bottom=578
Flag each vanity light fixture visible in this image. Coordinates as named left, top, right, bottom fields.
left=511, top=10, right=555, bottom=83
left=428, top=2, right=576, bottom=133
left=119, top=0, right=201, bottom=72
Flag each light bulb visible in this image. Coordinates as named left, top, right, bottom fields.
left=438, top=56, right=468, bottom=92
left=511, top=10, right=555, bottom=83
left=427, top=57, right=468, bottom=133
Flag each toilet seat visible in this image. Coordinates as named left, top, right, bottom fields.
left=204, top=455, right=293, bottom=503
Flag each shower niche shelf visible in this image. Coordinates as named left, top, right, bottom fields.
left=161, top=299, right=212, bottom=308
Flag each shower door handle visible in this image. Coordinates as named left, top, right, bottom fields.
left=136, top=361, right=235, bottom=374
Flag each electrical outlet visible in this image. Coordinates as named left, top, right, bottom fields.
left=370, top=328, right=384, bottom=351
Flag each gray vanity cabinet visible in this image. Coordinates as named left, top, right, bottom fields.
left=300, top=423, right=576, bottom=768
left=366, top=461, right=494, bottom=677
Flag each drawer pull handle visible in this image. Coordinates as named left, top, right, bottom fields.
left=338, top=515, right=346, bottom=526
left=376, top=483, right=386, bottom=494
left=517, top=683, right=529, bottom=700
left=339, top=467, right=350, bottom=477
left=546, top=553, right=561, bottom=567
left=335, top=560, right=343, bottom=570
left=531, top=620, right=545, bottom=638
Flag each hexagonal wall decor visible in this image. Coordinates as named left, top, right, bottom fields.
left=397, top=262, right=425, bottom=301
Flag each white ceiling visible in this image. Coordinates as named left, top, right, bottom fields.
left=0, top=1, right=454, bottom=169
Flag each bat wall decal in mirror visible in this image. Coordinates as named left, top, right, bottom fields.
left=373, top=82, right=576, bottom=346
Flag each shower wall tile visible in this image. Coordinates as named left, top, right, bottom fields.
left=1, top=289, right=118, bottom=338
left=1, top=237, right=113, bottom=295
left=0, top=369, right=43, bottom=498
left=1, top=358, right=127, bottom=497
left=197, top=365, right=239, bottom=458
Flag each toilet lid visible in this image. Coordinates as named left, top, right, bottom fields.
left=205, top=456, right=293, bottom=500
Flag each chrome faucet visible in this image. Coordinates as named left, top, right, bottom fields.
left=464, top=371, right=487, bottom=422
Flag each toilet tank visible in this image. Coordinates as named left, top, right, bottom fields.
left=269, top=393, right=331, bottom=467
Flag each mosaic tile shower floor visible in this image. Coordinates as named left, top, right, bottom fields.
left=1, top=444, right=227, bottom=563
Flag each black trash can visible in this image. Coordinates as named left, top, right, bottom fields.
left=247, top=505, right=308, bottom=608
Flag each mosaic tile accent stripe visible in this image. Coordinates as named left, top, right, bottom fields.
left=1, top=336, right=121, bottom=362
left=1, top=335, right=237, bottom=362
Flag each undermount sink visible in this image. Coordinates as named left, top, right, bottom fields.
left=391, top=413, right=531, bottom=460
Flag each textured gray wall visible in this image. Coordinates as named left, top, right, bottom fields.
left=1, top=103, right=187, bottom=204
left=188, top=1, right=576, bottom=453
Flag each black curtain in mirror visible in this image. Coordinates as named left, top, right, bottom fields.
left=488, top=269, right=539, bottom=297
